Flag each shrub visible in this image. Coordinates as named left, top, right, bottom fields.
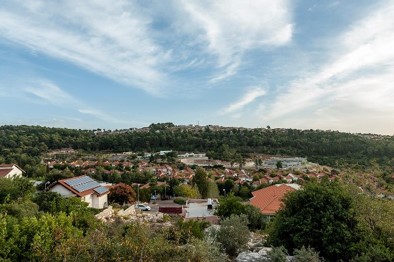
left=216, top=214, right=250, bottom=257
left=173, top=197, right=186, bottom=205
left=268, top=246, right=288, bottom=262
left=293, top=246, right=322, bottom=262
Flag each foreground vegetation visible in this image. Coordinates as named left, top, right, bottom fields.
left=0, top=177, right=227, bottom=261
left=1, top=177, right=393, bottom=261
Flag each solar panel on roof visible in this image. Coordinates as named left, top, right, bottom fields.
left=80, top=176, right=92, bottom=184
left=65, top=176, right=93, bottom=187
left=94, top=186, right=109, bottom=195
left=63, top=176, right=100, bottom=192
left=74, top=180, right=100, bottom=192
left=74, top=182, right=93, bottom=192
left=65, top=179, right=77, bottom=187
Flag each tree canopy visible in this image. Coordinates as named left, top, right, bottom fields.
left=268, top=181, right=361, bottom=261
left=109, top=183, right=136, bottom=205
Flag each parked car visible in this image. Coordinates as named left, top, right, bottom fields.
left=136, top=203, right=151, bottom=211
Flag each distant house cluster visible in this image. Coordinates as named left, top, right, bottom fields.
left=179, top=152, right=210, bottom=166
left=262, top=157, right=307, bottom=169
left=178, top=152, right=207, bottom=159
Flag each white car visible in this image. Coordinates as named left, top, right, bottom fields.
left=136, top=203, right=151, bottom=211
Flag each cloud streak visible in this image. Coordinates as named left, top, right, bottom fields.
left=179, top=0, right=293, bottom=81
left=0, top=1, right=169, bottom=95
left=221, top=87, right=266, bottom=115
left=262, top=2, right=394, bottom=134
left=24, top=79, right=128, bottom=125
left=25, top=81, right=74, bottom=106
left=0, top=0, right=294, bottom=91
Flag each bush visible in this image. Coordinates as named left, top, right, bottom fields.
left=173, top=197, right=186, bottom=205
left=268, top=246, right=288, bottom=262
left=215, top=194, right=245, bottom=218
left=293, top=246, right=322, bottom=262
left=216, top=214, right=250, bottom=257
left=350, top=243, right=394, bottom=262
left=216, top=194, right=266, bottom=230
left=172, top=218, right=210, bottom=244
left=243, top=204, right=267, bottom=230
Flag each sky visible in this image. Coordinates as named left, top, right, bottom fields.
left=1, top=0, right=394, bottom=135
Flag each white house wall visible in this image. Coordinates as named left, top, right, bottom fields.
left=5, top=166, right=23, bottom=178
left=82, top=194, right=93, bottom=207
left=49, top=184, right=76, bottom=197
left=92, top=194, right=108, bottom=209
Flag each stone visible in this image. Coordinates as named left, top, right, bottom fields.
left=117, top=206, right=136, bottom=218
left=95, top=206, right=114, bottom=221
left=236, top=251, right=269, bottom=262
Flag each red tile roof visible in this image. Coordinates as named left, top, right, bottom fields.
left=0, top=168, right=13, bottom=177
left=0, top=164, right=25, bottom=177
left=250, top=184, right=297, bottom=215
left=0, top=164, right=14, bottom=168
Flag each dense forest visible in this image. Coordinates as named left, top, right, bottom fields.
left=1, top=124, right=394, bottom=172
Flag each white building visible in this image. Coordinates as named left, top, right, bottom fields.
left=0, top=164, right=24, bottom=179
left=49, top=175, right=109, bottom=209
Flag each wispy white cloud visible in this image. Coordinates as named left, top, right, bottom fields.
left=179, top=0, right=293, bottom=81
left=0, top=0, right=293, bottom=91
left=0, top=0, right=169, bottom=95
left=221, top=87, right=266, bottom=115
left=262, top=2, right=394, bottom=134
left=25, top=81, right=74, bottom=106
left=24, top=79, right=129, bottom=125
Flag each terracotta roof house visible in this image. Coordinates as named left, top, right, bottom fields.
left=250, top=184, right=300, bottom=216
left=0, top=164, right=25, bottom=179
left=48, top=175, right=109, bottom=209
left=252, top=177, right=271, bottom=188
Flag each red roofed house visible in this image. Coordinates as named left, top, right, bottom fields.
left=49, top=175, right=109, bottom=209
left=250, top=184, right=300, bottom=216
left=0, top=164, right=24, bottom=179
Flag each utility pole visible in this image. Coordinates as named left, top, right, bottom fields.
left=137, top=184, right=140, bottom=204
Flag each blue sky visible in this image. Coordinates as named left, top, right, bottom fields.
left=1, top=0, right=393, bottom=134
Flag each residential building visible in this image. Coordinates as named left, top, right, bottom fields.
left=49, top=175, right=109, bottom=209
left=250, top=184, right=300, bottom=216
left=0, top=164, right=24, bottom=179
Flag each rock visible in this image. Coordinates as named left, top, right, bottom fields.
left=117, top=206, right=136, bottom=218
left=236, top=251, right=269, bottom=262
left=95, top=206, right=114, bottom=221
left=236, top=248, right=295, bottom=262
left=258, top=247, right=272, bottom=256
left=247, top=232, right=265, bottom=251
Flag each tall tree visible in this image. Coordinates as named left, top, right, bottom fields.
left=268, top=181, right=360, bottom=261
left=192, top=167, right=209, bottom=198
